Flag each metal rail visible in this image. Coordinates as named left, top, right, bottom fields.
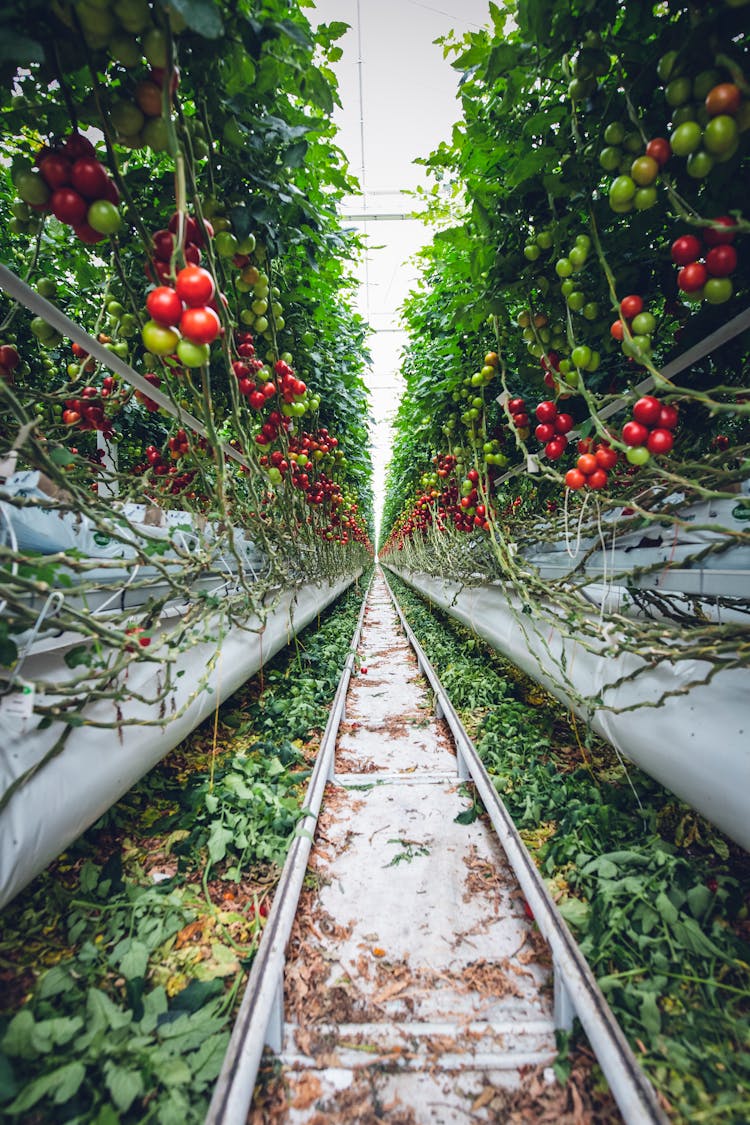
left=205, top=578, right=371, bottom=1125
left=380, top=569, right=669, bottom=1125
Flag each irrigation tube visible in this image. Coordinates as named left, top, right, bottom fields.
left=386, top=565, right=750, bottom=853
left=205, top=579, right=371, bottom=1125
left=381, top=570, right=668, bottom=1125
left=0, top=573, right=361, bottom=909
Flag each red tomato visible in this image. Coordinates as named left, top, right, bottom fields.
left=74, top=221, right=107, bottom=244
left=554, top=413, right=574, bottom=434
left=51, top=187, right=88, bottom=225
left=512, top=413, right=530, bottom=429
left=632, top=395, right=662, bottom=426
left=705, top=83, right=742, bottom=117
left=508, top=397, right=525, bottom=413
left=658, top=403, right=679, bottom=430
left=595, top=445, right=618, bottom=470
left=588, top=468, right=609, bottom=490
left=146, top=286, right=183, bottom=326
left=168, top=213, right=203, bottom=246
left=71, top=157, right=111, bottom=200
left=545, top=436, right=568, bottom=460
left=705, top=244, right=738, bottom=277
left=622, top=420, right=649, bottom=446
left=678, top=261, right=708, bottom=292
left=535, top=400, right=558, bottom=423
left=645, top=137, right=671, bottom=167
left=610, top=319, right=624, bottom=341
left=703, top=216, right=736, bottom=246
left=670, top=234, right=703, bottom=266
left=180, top=306, right=220, bottom=345
left=63, top=132, right=96, bottom=160
left=152, top=229, right=175, bottom=261
left=647, top=428, right=674, bottom=455
left=175, top=265, right=215, bottom=307
left=565, top=468, right=586, bottom=490
left=184, top=243, right=202, bottom=265
left=620, top=294, right=644, bottom=319
left=38, top=153, right=72, bottom=189
left=535, top=423, right=555, bottom=443
left=577, top=453, right=597, bottom=475
left=0, top=345, right=20, bottom=370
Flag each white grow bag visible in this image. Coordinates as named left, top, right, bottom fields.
left=387, top=566, right=749, bottom=852
left=0, top=573, right=360, bottom=908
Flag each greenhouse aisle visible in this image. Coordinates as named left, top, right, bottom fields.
left=257, top=573, right=557, bottom=1122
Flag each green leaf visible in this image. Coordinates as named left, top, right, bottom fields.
left=0, top=30, right=45, bottom=65
left=556, top=896, right=589, bottom=930
left=686, top=884, right=713, bottom=921
left=118, top=940, right=149, bottom=980
left=64, top=644, right=93, bottom=669
left=454, top=806, right=479, bottom=825
left=0, top=1054, right=19, bottom=1103
left=207, top=822, right=234, bottom=864
left=104, top=1062, right=144, bottom=1113
left=1, top=1010, right=37, bottom=1060
left=284, top=140, right=308, bottom=168
left=163, top=0, right=223, bottom=38
left=37, top=965, right=73, bottom=999
left=6, top=1061, right=85, bottom=1114
left=639, top=991, right=661, bottom=1039
left=87, top=988, right=133, bottom=1033
left=655, top=891, right=679, bottom=925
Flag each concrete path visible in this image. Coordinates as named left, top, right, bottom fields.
left=262, top=573, right=556, bottom=1122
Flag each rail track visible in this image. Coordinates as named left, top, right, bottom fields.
left=206, top=569, right=668, bottom=1124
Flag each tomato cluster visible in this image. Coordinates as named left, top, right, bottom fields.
left=533, top=400, right=574, bottom=460
left=672, top=217, right=738, bottom=305
left=15, top=133, right=121, bottom=243
left=143, top=263, right=221, bottom=368
left=565, top=442, right=618, bottom=491
left=61, top=376, right=120, bottom=437
left=621, top=396, right=679, bottom=464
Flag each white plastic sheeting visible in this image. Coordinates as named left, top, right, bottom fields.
left=387, top=566, right=749, bottom=852
left=0, top=574, right=359, bottom=908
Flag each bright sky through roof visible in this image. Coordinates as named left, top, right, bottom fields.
left=311, top=0, right=494, bottom=537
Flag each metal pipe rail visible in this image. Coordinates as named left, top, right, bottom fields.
left=380, top=570, right=669, bottom=1125
left=205, top=578, right=372, bottom=1125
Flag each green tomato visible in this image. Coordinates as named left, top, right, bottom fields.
left=524, top=243, right=540, bottom=261
left=582, top=301, right=599, bottom=321
left=143, top=28, right=168, bottom=67
left=214, top=230, right=239, bottom=258
left=603, top=121, right=626, bottom=145
left=176, top=338, right=211, bottom=367
left=141, top=319, right=179, bottom=356
left=560, top=278, right=575, bottom=297
left=704, top=115, right=739, bottom=155
left=692, top=69, right=722, bottom=100
left=568, top=245, right=588, bottom=269
left=631, top=311, right=656, bottom=335
left=108, top=35, right=142, bottom=68
left=566, top=291, right=586, bottom=312
left=623, top=131, right=643, bottom=154
left=670, top=121, right=702, bottom=156
left=657, top=51, right=680, bottom=82
left=87, top=200, right=121, bottom=234
left=671, top=104, right=698, bottom=127
left=555, top=257, right=573, bottom=278
left=665, top=76, right=692, bottom=107
left=609, top=175, right=636, bottom=205
left=110, top=101, right=144, bottom=137
left=237, top=233, right=257, bottom=254
left=37, top=278, right=57, bottom=299
left=703, top=277, right=733, bottom=304
left=254, top=315, right=269, bottom=333
left=626, top=445, right=651, bottom=465
left=686, top=149, right=714, bottom=179
left=143, top=117, right=170, bottom=153
left=536, top=230, right=553, bottom=249
left=14, top=169, right=50, bottom=206
left=599, top=146, right=621, bottom=171
left=585, top=349, right=600, bottom=372
left=634, top=186, right=658, bottom=210
left=571, top=344, right=592, bottom=368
